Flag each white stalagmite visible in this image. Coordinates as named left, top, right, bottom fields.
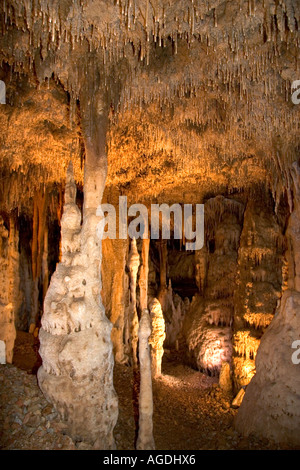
left=37, top=90, right=118, bottom=449
left=149, top=298, right=166, bottom=378
left=136, top=308, right=155, bottom=450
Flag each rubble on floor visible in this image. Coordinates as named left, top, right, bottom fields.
left=0, top=345, right=294, bottom=450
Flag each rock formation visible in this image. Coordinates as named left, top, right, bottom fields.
left=233, top=194, right=284, bottom=390
left=219, top=362, right=232, bottom=394
left=149, top=298, right=166, bottom=378
left=183, top=196, right=242, bottom=375
left=101, top=237, right=128, bottom=364
left=235, top=161, right=300, bottom=446
left=127, top=238, right=140, bottom=367
left=37, top=157, right=118, bottom=449
left=0, top=215, right=22, bottom=363
left=136, top=308, right=155, bottom=451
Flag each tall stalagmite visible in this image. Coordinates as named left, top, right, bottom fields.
left=149, top=298, right=166, bottom=378
left=136, top=308, right=155, bottom=451
left=37, top=90, right=118, bottom=448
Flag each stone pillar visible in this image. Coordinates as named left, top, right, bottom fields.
left=158, top=240, right=167, bottom=291
left=101, top=237, right=128, bottom=364
left=149, top=298, right=165, bottom=378
left=235, top=161, right=300, bottom=446
left=139, top=238, right=150, bottom=311
left=136, top=308, right=155, bottom=450
left=37, top=91, right=118, bottom=449
left=42, top=225, right=49, bottom=301
left=127, top=238, right=140, bottom=367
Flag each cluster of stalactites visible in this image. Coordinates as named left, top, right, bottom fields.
left=1, top=1, right=299, bottom=87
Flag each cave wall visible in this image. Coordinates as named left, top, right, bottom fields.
left=0, top=214, right=22, bottom=362
left=233, top=194, right=285, bottom=390
left=235, top=162, right=300, bottom=446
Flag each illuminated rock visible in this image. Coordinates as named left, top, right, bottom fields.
left=0, top=216, right=22, bottom=364
left=149, top=298, right=166, bottom=378
left=127, top=238, right=140, bottom=367
left=219, top=361, right=232, bottom=394
left=0, top=339, right=5, bottom=364
left=136, top=308, right=155, bottom=451
left=235, top=290, right=300, bottom=446
left=235, top=162, right=300, bottom=446
left=38, top=151, right=118, bottom=448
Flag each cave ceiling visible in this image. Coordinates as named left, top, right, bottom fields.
left=0, top=0, right=299, bottom=211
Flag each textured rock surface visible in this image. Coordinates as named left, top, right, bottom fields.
left=0, top=0, right=299, bottom=451
left=235, top=290, right=300, bottom=446
left=127, top=238, right=140, bottom=367
left=183, top=197, right=242, bottom=375
left=233, top=194, right=284, bottom=390
left=101, top=237, right=128, bottom=364
left=37, top=161, right=118, bottom=448
left=136, top=309, right=155, bottom=450
left=235, top=162, right=300, bottom=445
left=149, top=298, right=166, bottom=378
left=0, top=216, right=22, bottom=363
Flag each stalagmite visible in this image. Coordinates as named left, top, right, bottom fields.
left=127, top=237, right=140, bottom=367
left=37, top=88, right=118, bottom=448
left=136, top=308, right=155, bottom=451
left=149, top=298, right=166, bottom=378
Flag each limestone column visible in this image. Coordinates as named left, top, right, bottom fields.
left=235, top=160, right=300, bottom=446
left=42, top=225, right=49, bottom=301
left=158, top=240, right=167, bottom=291
left=101, top=236, right=128, bottom=364
left=37, top=90, right=118, bottom=449
left=127, top=238, right=140, bottom=367
left=149, top=298, right=165, bottom=378
left=136, top=308, right=155, bottom=450
left=30, top=190, right=47, bottom=331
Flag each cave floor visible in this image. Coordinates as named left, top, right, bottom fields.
left=0, top=331, right=292, bottom=450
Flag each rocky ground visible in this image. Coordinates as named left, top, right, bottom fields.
left=0, top=332, right=296, bottom=451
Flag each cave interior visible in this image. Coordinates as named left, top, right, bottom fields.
left=0, top=0, right=300, bottom=451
